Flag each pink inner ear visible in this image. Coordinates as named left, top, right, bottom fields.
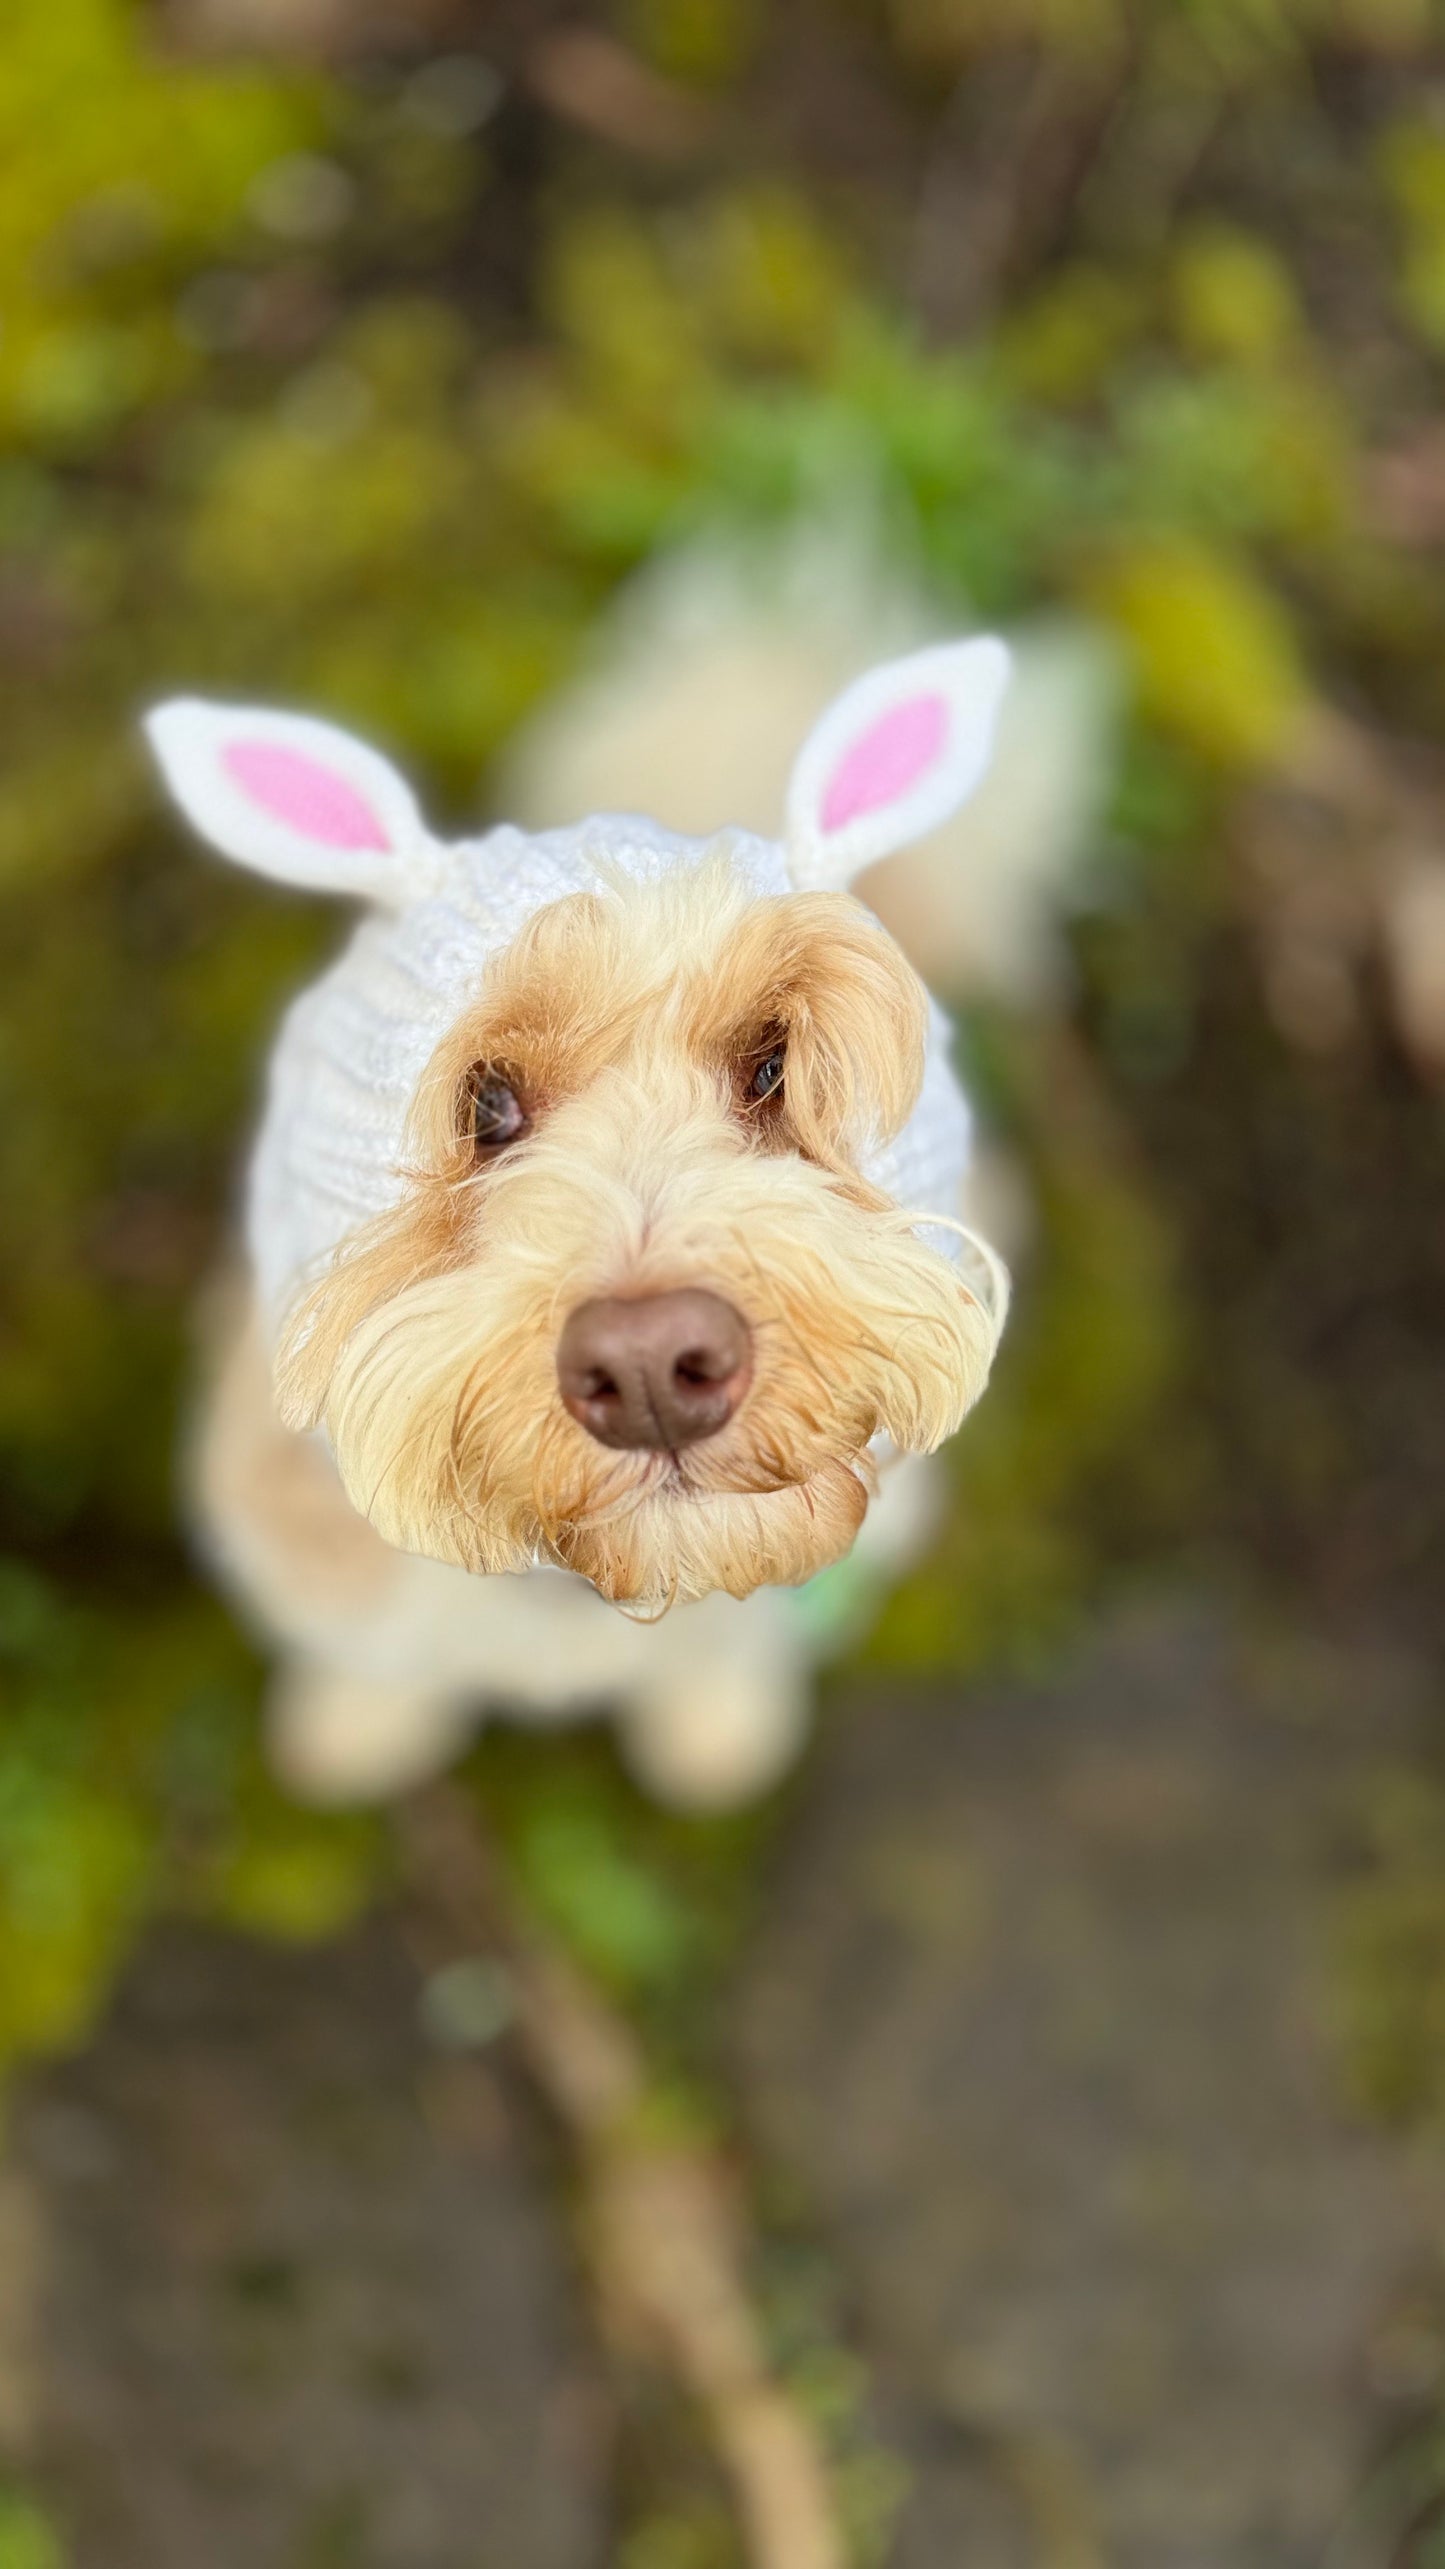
left=821, top=691, right=948, bottom=834
left=222, top=740, right=391, bottom=853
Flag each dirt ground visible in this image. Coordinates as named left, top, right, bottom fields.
left=2, top=1919, right=608, bottom=2569
left=734, top=1601, right=1445, bottom=2569
left=7, top=1597, right=1445, bottom=2568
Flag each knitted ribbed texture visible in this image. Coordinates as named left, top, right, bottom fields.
left=248, top=814, right=972, bottom=1335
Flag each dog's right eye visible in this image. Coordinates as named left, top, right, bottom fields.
left=750, top=1044, right=786, bottom=1102
left=466, top=1067, right=528, bottom=1153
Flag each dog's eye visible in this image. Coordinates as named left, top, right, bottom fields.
left=466, top=1067, right=528, bottom=1152
left=750, top=1044, right=786, bottom=1103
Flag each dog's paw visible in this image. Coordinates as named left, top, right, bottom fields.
left=267, top=1661, right=478, bottom=1806
left=621, top=1662, right=808, bottom=1810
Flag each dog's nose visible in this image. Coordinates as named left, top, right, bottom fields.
left=557, top=1290, right=752, bottom=1451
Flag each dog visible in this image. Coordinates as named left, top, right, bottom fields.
left=146, top=637, right=1011, bottom=1806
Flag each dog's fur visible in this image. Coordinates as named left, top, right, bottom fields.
left=150, top=636, right=1011, bottom=1804
left=276, top=857, right=996, bottom=1610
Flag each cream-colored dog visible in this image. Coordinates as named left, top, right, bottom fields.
left=146, top=639, right=1011, bottom=1806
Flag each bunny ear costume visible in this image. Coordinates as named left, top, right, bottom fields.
left=147, top=638, right=1011, bottom=1342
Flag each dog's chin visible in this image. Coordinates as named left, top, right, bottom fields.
left=335, top=1426, right=874, bottom=1607
left=547, top=1455, right=873, bottom=1609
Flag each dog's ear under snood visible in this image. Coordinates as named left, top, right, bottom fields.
left=144, top=699, right=446, bottom=906
left=784, top=636, right=1011, bottom=892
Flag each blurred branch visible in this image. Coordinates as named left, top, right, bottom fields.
left=910, top=43, right=1127, bottom=336
left=400, top=1786, right=846, bottom=2569
left=0, top=2169, right=41, bottom=2458
left=157, top=0, right=461, bottom=59
left=525, top=27, right=720, bottom=159
left=1237, top=709, right=1445, bottom=1074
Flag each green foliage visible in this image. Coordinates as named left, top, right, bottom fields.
left=0, top=1554, right=382, bottom=2072
left=620, top=2500, right=741, bottom=2569
left=625, top=0, right=762, bottom=86
left=0, top=0, right=319, bottom=449
left=0, top=1558, right=164, bottom=2059
left=1332, top=1771, right=1445, bottom=2130
left=510, top=1793, right=702, bottom=1994
left=1379, top=115, right=1445, bottom=348
left=1168, top=221, right=1305, bottom=367
left=998, top=262, right=1147, bottom=405
left=0, top=2490, right=65, bottom=2569
left=473, top=1730, right=765, bottom=2054
left=869, top=1018, right=1188, bottom=1675
left=1085, top=537, right=1308, bottom=769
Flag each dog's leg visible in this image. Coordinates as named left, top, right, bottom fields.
left=620, top=1595, right=811, bottom=1810
left=192, top=1281, right=489, bottom=1801
left=266, top=1657, right=478, bottom=1806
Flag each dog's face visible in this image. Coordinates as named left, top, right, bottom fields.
left=268, top=854, right=999, bottom=1606
left=147, top=633, right=1012, bottom=1609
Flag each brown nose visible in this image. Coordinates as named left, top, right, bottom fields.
left=557, top=1290, right=752, bottom=1452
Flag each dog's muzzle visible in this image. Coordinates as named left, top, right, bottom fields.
left=557, top=1289, right=752, bottom=1452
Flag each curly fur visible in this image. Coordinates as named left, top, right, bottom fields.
left=275, top=853, right=1004, bottom=1610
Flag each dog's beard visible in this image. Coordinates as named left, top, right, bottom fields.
left=275, top=1101, right=1001, bottom=1612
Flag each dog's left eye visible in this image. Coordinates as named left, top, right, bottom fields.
left=466, top=1067, right=528, bottom=1151
left=750, top=1044, right=786, bottom=1103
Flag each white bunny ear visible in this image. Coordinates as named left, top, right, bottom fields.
left=785, top=636, right=1012, bottom=890
left=144, top=698, right=445, bottom=906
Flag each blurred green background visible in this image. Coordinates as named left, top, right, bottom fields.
left=3, top=0, right=1445, bottom=2178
